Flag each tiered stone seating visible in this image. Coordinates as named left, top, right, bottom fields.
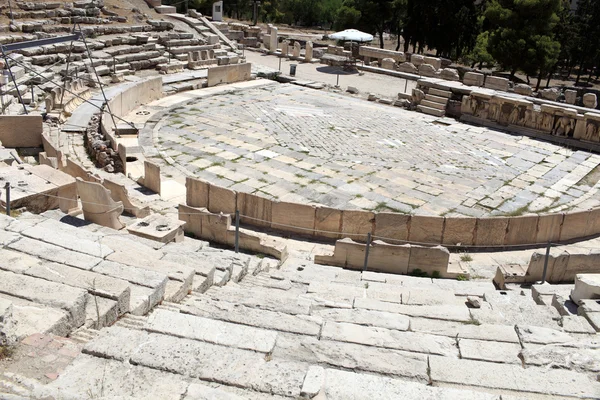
left=2, top=216, right=595, bottom=399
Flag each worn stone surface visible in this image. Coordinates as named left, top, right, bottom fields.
left=429, top=355, right=600, bottom=398
left=321, top=321, right=459, bottom=356
left=145, top=309, right=278, bottom=353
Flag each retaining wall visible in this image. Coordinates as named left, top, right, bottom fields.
left=495, top=247, right=600, bottom=287
left=186, top=176, right=600, bottom=249
left=315, top=238, right=459, bottom=278
left=100, top=76, right=163, bottom=150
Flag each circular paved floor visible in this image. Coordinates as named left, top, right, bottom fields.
left=153, top=83, right=600, bottom=217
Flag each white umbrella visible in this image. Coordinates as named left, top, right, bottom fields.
left=329, top=29, right=373, bottom=42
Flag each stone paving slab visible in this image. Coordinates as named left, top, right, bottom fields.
left=8, top=237, right=102, bottom=271
left=354, top=298, right=472, bottom=322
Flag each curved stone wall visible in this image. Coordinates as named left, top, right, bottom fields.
left=186, top=176, right=600, bottom=248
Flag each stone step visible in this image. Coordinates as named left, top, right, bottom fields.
left=203, top=284, right=311, bottom=315
left=237, top=273, right=294, bottom=291
left=0, top=293, right=71, bottom=339
left=424, top=94, right=449, bottom=104
left=182, top=293, right=322, bottom=336
left=0, top=270, right=87, bottom=329
left=306, top=368, right=499, bottom=400
left=69, top=327, right=101, bottom=344
left=354, top=297, right=472, bottom=322
left=428, top=88, right=452, bottom=98
left=429, top=355, right=600, bottom=398
left=420, top=99, right=446, bottom=110
left=8, top=236, right=102, bottom=271
left=84, top=294, right=118, bottom=329
left=144, top=308, right=278, bottom=353
left=160, top=251, right=217, bottom=278
left=22, top=262, right=131, bottom=315
left=410, top=317, right=520, bottom=343
left=321, top=321, right=459, bottom=357
left=417, top=104, right=446, bottom=117
left=156, top=301, right=183, bottom=313
left=83, top=328, right=308, bottom=397
left=35, top=354, right=193, bottom=399
left=0, top=372, right=40, bottom=398
left=273, top=332, right=429, bottom=382
left=114, top=314, right=147, bottom=329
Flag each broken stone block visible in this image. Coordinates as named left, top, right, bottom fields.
left=583, top=93, right=597, bottom=109
left=540, top=88, right=559, bottom=101
left=514, top=84, right=533, bottom=96
left=570, top=274, right=600, bottom=305
left=381, top=58, right=395, bottom=70
left=564, top=89, right=577, bottom=105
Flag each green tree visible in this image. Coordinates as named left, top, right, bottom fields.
left=464, top=30, right=495, bottom=68
left=485, top=0, right=561, bottom=81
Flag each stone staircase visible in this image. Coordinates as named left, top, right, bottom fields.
left=417, top=87, right=451, bottom=117
left=0, top=210, right=264, bottom=345
left=25, top=253, right=600, bottom=399
left=0, top=372, right=40, bottom=399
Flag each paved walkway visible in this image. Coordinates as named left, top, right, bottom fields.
left=245, top=50, right=417, bottom=98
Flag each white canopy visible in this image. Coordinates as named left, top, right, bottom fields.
left=329, top=29, right=373, bottom=42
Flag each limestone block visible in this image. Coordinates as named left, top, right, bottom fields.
left=280, top=40, right=288, bottom=55
left=423, top=56, right=441, bottom=70
left=237, top=192, right=272, bottom=228
left=321, top=321, right=458, bottom=357
left=583, top=93, right=597, bottom=109
left=407, top=245, right=450, bottom=276
left=418, top=63, right=437, bottom=77
left=484, top=76, right=509, bottom=91
left=146, top=309, right=278, bottom=353
left=397, top=62, right=417, bottom=74
left=381, top=58, right=395, bottom=70
left=0, top=298, right=16, bottom=346
left=293, top=42, right=301, bottom=58
left=559, top=210, right=589, bottom=242
left=269, top=26, right=278, bottom=52
left=186, top=177, right=209, bottom=208
left=76, top=178, right=124, bottom=230
left=565, top=89, right=577, bottom=105
left=143, top=161, right=160, bottom=195
left=439, top=68, right=459, bottom=81
left=558, top=251, right=600, bottom=282
left=314, top=207, right=342, bottom=240
left=514, top=84, right=533, bottom=96
left=585, top=207, right=600, bottom=236
left=367, top=240, right=410, bottom=274
left=374, top=212, right=410, bottom=243
left=208, top=184, right=236, bottom=214
left=463, top=72, right=484, bottom=87
left=341, top=210, right=374, bottom=239
left=429, top=355, right=600, bottom=398
left=442, top=217, right=476, bottom=246
left=0, top=270, right=87, bottom=328
left=571, top=274, right=600, bottom=304
left=207, top=63, right=251, bottom=87
left=0, top=115, right=43, bottom=147
left=536, top=213, right=564, bottom=243
left=408, top=215, right=444, bottom=244
left=305, top=41, right=313, bottom=62
left=540, top=88, right=559, bottom=101
left=474, top=217, right=508, bottom=246
left=271, top=201, right=315, bottom=236
left=410, top=54, right=424, bottom=66
left=127, top=214, right=185, bottom=244
left=504, top=215, right=539, bottom=246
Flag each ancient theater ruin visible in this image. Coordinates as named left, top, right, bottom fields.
left=0, top=1, right=599, bottom=399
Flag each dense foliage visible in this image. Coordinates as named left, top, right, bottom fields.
left=178, top=0, right=600, bottom=86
